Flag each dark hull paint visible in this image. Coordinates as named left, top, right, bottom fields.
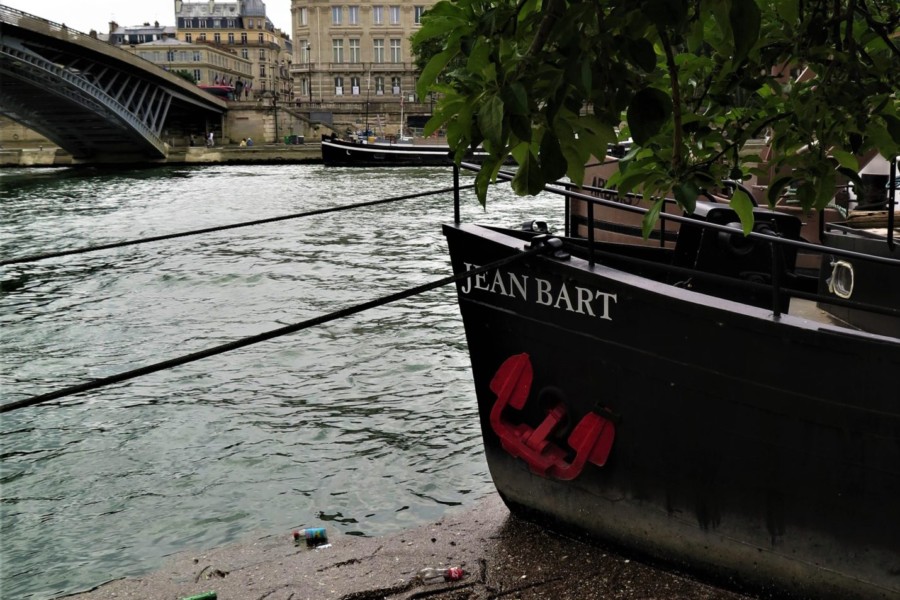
left=321, top=137, right=453, bottom=167
left=818, top=228, right=900, bottom=338
left=444, top=222, right=900, bottom=599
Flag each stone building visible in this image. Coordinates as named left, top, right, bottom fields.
left=106, top=21, right=177, bottom=45
left=173, top=0, right=293, bottom=103
left=124, top=37, right=254, bottom=91
left=289, top=0, right=437, bottom=132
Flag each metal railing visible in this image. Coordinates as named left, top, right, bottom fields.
left=452, top=161, right=900, bottom=323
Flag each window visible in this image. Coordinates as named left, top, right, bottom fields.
left=390, top=6, right=400, bottom=24
left=373, top=39, right=384, bottom=63
left=260, top=64, right=266, bottom=77
left=214, top=33, right=221, bottom=43
left=167, top=50, right=176, bottom=61
left=351, top=76, right=360, bottom=95
left=332, top=6, right=342, bottom=25
left=259, top=49, right=266, bottom=60
left=193, top=69, right=201, bottom=81
left=348, top=6, right=359, bottom=25
left=300, top=40, right=309, bottom=62
left=390, top=39, right=401, bottom=62
left=335, top=76, right=344, bottom=95
left=392, top=76, right=401, bottom=94
left=373, top=6, right=383, bottom=25
left=241, top=32, right=247, bottom=44
left=227, top=19, right=235, bottom=28
left=375, top=76, right=384, bottom=95
left=248, top=19, right=254, bottom=28
left=332, top=39, right=344, bottom=63
left=228, top=32, right=234, bottom=44
left=414, top=6, right=425, bottom=24
left=299, top=7, right=308, bottom=26
left=241, top=48, right=249, bottom=59
left=302, top=78, right=309, bottom=95
left=193, top=51, right=201, bottom=61
left=349, top=39, right=360, bottom=63
left=258, top=33, right=264, bottom=44
left=214, top=19, right=221, bottom=28
left=199, top=33, right=207, bottom=41
left=185, top=33, right=193, bottom=43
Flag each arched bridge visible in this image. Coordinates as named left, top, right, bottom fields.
left=0, top=5, right=227, bottom=162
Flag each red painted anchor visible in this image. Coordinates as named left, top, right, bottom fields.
left=489, top=353, right=615, bottom=481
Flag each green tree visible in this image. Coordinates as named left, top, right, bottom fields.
left=171, top=69, right=197, bottom=84
left=414, top=0, right=900, bottom=234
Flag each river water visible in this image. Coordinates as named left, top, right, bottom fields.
left=0, top=163, right=560, bottom=599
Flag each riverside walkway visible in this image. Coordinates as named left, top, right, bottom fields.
left=0, top=143, right=322, bottom=167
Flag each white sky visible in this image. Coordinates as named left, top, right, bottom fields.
left=4, top=0, right=293, bottom=35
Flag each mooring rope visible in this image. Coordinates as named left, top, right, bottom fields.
left=1, top=183, right=476, bottom=267
left=0, top=243, right=548, bottom=413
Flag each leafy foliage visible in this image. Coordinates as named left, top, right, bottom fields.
left=413, top=0, right=900, bottom=231
left=172, top=69, right=197, bottom=84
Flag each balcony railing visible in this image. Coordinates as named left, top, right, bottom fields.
left=292, top=62, right=417, bottom=74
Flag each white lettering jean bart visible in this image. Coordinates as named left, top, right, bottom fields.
left=459, top=263, right=617, bottom=320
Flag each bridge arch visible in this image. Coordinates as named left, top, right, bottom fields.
left=0, top=6, right=227, bottom=162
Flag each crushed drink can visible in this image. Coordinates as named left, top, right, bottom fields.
left=292, top=527, right=328, bottom=547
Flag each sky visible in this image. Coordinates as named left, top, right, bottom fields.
left=4, top=0, right=293, bottom=35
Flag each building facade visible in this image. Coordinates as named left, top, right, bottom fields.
left=125, top=37, right=254, bottom=90
left=289, top=0, right=435, bottom=108
left=174, top=0, right=293, bottom=102
left=106, top=21, right=177, bottom=45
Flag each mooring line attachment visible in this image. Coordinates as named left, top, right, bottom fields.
left=1, top=183, right=477, bottom=267
left=0, top=243, right=548, bottom=413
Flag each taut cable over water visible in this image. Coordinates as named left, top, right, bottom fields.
left=1, top=183, right=476, bottom=267
left=0, top=245, right=549, bottom=414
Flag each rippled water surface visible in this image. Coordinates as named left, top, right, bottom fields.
left=0, top=164, right=561, bottom=599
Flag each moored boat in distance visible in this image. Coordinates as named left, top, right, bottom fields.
left=321, top=134, right=455, bottom=167
left=320, top=134, right=508, bottom=167
left=444, top=161, right=900, bottom=599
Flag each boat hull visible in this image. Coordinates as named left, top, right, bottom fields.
left=321, top=137, right=453, bottom=167
left=444, top=222, right=900, bottom=599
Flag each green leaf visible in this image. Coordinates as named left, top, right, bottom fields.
left=776, top=0, right=799, bottom=23
left=730, top=188, right=755, bottom=235
left=673, top=180, right=700, bottom=213
left=641, top=198, right=665, bottom=239
left=729, top=0, right=760, bottom=64
left=766, top=175, right=793, bottom=208
left=539, top=131, right=567, bottom=181
left=512, top=151, right=545, bottom=196
left=626, top=38, right=657, bottom=73
left=478, top=95, right=505, bottom=148
left=830, top=150, right=858, bottom=172
left=417, top=49, right=455, bottom=99
left=626, top=88, right=672, bottom=145
left=645, top=0, right=688, bottom=29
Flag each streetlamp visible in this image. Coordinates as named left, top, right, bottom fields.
left=306, top=44, right=313, bottom=106
left=272, top=92, right=279, bottom=143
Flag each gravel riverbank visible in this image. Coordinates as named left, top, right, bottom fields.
left=63, top=493, right=757, bottom=600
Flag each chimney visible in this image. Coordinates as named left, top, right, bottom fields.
left=108, top=21, right=118, bottom=33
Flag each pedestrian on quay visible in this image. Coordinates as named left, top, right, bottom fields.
left=246, top=137, right=253, bottom=147
left=240, top=138, right=247, bottom=147
left=207, top=132, right=214, bottom=147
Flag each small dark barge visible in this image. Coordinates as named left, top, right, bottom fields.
left=321, top=135, right=454, bottom=167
